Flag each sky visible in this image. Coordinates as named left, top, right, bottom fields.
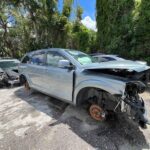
left=74, top=0, right=96, bottom=20
left=58, top=0, right=97, bottom=31
left=7, top=0, right=97, bottom=31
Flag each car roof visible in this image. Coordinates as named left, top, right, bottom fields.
left=26, top=48, right=69, bottom=56
left=0, top=58, right=20, bottom=62
left=90, top=53, right=105, bottom=56
left=26, top=48, right=89, bottom=57
left=93, top=54, right=118, bottom=57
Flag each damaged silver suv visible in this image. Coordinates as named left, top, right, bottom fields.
left=19, top=48, right=150, bottom=127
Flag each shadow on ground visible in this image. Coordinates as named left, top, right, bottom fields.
left=15, top=87, right=150, bottom=150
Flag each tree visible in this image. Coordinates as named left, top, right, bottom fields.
left=96, top=0, right=150, bottom=63
left=62, top=0, right=74, bottom=18
left=132, top=0, right=150, bottom=59
left=0, top=0, right=97, bottom=58
left=0, top=1, right=16, bottom=57
left=96, top=0, right=134, bottom=53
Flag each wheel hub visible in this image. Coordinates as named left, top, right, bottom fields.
left=89, top=104, right=105, bottom=121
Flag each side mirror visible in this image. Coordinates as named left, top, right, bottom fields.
left=58, top=60, right=73, bottom=69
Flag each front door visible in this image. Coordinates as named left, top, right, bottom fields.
left=45, top=51, right=74, bottom=102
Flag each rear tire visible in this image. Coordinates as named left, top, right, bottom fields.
left=20, top=75, right=30, bottom=90
left=19, top=75, right=26, bottom=85
left=24, top=80, right=30, bottom=90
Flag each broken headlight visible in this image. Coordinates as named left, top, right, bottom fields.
left=126, top=81, right=146, bottom=95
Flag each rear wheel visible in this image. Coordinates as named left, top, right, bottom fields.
left=24, top=80, right=30, bottom=90
left=20, top=75, right=30, bottom=90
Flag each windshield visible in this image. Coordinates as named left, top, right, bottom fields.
left=67, top=50, right=98, bottom=65
left=0, top=60, right=19, bottom=69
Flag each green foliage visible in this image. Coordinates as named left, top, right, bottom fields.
left=72, top=23, right=96, bottom=52
left=62, top=0, right=74, bottom=18
left=96, top=0, right=150, bottom=63
left=0, top=0, right=96, bottom=58
left=76, top=6, right=83, bottom=21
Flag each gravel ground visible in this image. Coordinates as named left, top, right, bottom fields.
left=0, top=86, right=150, bottom=150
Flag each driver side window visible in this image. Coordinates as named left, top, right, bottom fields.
left=46, top=51, right=67, bottom=67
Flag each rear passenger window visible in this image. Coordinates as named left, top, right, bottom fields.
left=46, top=51, right=66, bottom=67
left=31, top=53, right=45, bottom=65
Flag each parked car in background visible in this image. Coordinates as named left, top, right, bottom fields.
left=92, top=54, right=125, bottom=62
left=19, top=48, right=150, bottom=128
left=0, top=67, right=9, bottom=88
left=92, top=54, right=147, bottom=65
left=91, top=54, right=149, bottom=83
left=0, top=58, right=20, bottom=87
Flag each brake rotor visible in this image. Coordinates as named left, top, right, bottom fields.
left=89, top=104, right=105, bottom=121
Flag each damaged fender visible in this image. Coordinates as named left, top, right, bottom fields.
left=74, top=78, right=126, bottom=105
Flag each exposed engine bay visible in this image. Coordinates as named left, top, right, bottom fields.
left=122, top=81, right=149, bottom=127
left=86, top=68, right=150, bottom=84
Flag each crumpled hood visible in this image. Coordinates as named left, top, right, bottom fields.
left=5, top=68, right=19, bottom=78
left=82, top=60, right=150, bottom=72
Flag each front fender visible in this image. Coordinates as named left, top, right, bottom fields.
left=73, top=79, right=126, bottom=105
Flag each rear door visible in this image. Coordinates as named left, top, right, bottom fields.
left=27, top=52, right=46, bottom=89
left=44, top=51, right=74, bottom=102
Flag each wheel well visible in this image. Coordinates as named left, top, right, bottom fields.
left=76, top=87, right=103, bottom=106
left=76, top=87, right=120, bottom=111
left=19, top=74, right=26, bottom=85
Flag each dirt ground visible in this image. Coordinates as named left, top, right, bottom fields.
left=0, top=86, right=150, bottom=150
